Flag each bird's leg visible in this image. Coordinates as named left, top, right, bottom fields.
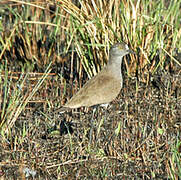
left=89, top=106, right=98, bottom=144
left=96, top=104, right=109, bottom=139
left=89, top=104, right=109, bottom=144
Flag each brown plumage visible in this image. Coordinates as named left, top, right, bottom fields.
left=55, top=42, right=134, bottom=112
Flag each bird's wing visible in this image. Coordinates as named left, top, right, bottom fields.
left=64, top=70, right=121, bottom=108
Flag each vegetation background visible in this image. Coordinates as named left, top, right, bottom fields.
left=0, top=0, right=180, bottom=179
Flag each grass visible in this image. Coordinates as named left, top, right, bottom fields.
left=0, top=0, right=181, bottom=179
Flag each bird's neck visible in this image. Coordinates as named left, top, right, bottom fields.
left=107, top=55, right=123, bottom=77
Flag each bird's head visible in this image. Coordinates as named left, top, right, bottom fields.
left=110, top=42, right=134, bottom=57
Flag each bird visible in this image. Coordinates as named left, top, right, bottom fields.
left=55, top=42, right=134, bottom=113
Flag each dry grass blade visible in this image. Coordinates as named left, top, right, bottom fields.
left=0, top=63, right=52, bottom=133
